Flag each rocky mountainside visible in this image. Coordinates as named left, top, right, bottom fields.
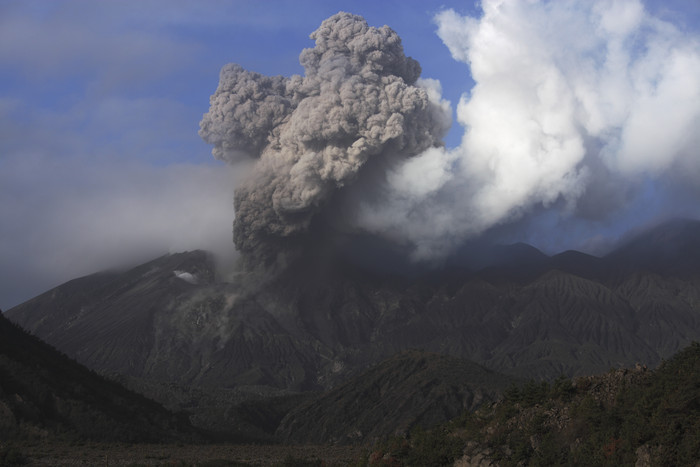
left=6, top=251, right=323, bottom=391
left=0, top=312, right=196, bottom=443
left=6, top=219, right=700, bottom=437
left=276, top=350, right=517, bottom=445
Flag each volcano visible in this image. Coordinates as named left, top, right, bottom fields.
left=5, top=219, right=700, bottom=442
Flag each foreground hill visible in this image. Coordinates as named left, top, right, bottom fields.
left=277, top=351, right=517, bottom=445
left=366, top=342, right=700, bottom=466
left=0, top=312, right=196, bottom=443
left=6, top=219, right=700, bottom=437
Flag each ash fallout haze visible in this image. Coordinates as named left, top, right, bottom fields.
left=1, top=0, right=700, bottom=309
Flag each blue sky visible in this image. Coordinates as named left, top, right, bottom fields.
left=1, top=0, right=700, bottom=309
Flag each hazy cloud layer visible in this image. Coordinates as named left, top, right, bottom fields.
left=0, top=153, right=236, bottom=310
left=355, top=0, right=700, bottom=259
left=0, top=2, right=235, bottom=310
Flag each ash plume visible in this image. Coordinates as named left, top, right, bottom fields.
left=200, top=12, right=450, bottom=270
left=202, top=4, right=700, bottom=272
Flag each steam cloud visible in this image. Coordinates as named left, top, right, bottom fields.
left=200, top=12, right=450, bottom=268
left=357, top=0, right=700, bottom=259
left=202, top=3, right=700, bottom=268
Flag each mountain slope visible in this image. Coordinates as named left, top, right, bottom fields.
left=6, top=251, right=326, bottom=391
left=8, top=224, right=700, bottom=385
left=480, top=270, right=659, bottom=378
left=0, top=312, right=195, bottom=442
left=6, top=219, right=700, bottom=439
left=276, top=350, right=517, bottom=445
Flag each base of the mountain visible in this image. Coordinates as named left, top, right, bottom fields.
left=0, top=441, right=362, bottom=467
left=4, top=342, right=700, bottom=466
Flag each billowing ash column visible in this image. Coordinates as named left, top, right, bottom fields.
left=200, top=12, right=449, bottom=271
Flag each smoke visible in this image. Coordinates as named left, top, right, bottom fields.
left=355, top=0, right=700, bottom=259
left=200, top=12, right=450, bottom=269
left=201, top=4, right=700, bottom=270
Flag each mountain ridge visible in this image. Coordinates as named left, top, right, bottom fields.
left=6, top=218, right=700, bottom=437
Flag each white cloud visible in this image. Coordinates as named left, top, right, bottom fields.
left=355, top=0, right=700, bottom=259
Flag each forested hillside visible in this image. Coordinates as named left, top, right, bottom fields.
left=366, top=342, right=700, bottom=466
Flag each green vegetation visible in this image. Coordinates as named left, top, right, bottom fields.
left=371, top=426, right=464, bottom=466
left=364, top=342, right=700, bottom=466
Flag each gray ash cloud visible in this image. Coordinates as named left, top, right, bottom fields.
left=200, top=12, right=449, bottom=270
